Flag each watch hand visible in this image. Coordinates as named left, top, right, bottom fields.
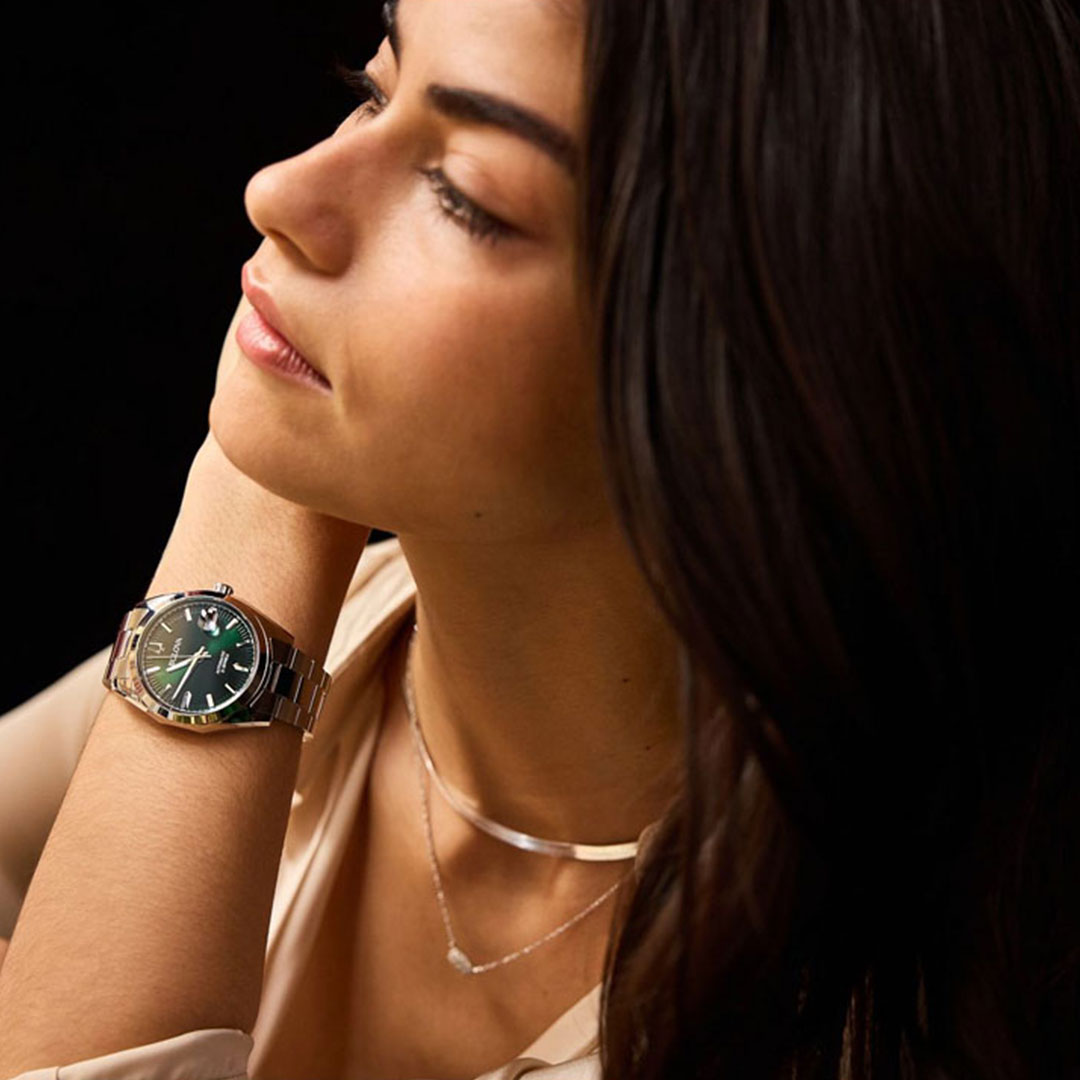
left=172, top=647, right=208, bottom=697
left=164, top=654, right=206, bottom=672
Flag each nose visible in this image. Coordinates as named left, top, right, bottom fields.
left=243, top=122, right=366, bottom=275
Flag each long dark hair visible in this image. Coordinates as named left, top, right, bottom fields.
left=576, top=1, right=1080, bottom=1076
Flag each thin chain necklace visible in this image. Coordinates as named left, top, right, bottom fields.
left=402, top=621, right=639, bottom=975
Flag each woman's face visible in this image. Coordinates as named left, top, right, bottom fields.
left=209, top=0, right=600, bottom=543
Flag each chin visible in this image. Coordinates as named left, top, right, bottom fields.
left=207, top=369, right=322, bottom=508
left=208, top=366, right=385, bottom=530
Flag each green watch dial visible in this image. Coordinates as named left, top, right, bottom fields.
left=136, top=597, right=260, bottom=715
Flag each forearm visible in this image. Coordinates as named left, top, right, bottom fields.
left=0, top=436, right=370, bottom=1073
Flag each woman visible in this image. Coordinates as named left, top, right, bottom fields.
left=1, top=1, right=1078, bottom=1079
left=0, top=2, right=680, bottom=1078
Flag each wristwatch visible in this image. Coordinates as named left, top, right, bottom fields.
left=101, top=582, right=332, bottom=742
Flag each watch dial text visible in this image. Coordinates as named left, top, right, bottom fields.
left=137, top=599, right=258, bottom=715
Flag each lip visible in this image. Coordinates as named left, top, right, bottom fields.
left=238, top=262, right=331, bottom=390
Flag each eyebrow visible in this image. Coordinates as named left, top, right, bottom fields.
left=381, top=0, right=579, bottom=178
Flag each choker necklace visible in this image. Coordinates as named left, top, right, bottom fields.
left=402, top=621, right=640, bottom=975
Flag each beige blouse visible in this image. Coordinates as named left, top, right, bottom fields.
left=0, top=536, right=658, bottom=1080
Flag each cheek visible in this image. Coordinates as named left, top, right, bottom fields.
left=332, top=249, right=600, bottom=529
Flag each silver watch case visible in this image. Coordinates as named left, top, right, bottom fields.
left=102, top=582, right=325, bottom=740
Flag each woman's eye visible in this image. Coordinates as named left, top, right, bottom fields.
left=415, top=166, right=514, bottom=247
left=331, top=63, right=516, bottom=248
left=334, top=64, right=389, bottom=122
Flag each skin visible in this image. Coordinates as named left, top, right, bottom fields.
left=212, top=0, right=684, bottom=899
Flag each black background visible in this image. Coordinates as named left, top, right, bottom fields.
left=2, top=2, right=395, bottom=714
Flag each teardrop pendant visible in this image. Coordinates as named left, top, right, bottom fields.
left=447, top=945, right=474, bottom=974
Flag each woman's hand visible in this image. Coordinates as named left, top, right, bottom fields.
left=159, top=421, right=371, bottom=663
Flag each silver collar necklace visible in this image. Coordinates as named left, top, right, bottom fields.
left=401, top=621, right=645, bottom=974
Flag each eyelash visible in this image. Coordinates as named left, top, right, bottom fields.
left=334, top=65, right=514, bottom=247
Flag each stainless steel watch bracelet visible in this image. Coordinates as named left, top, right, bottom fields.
left=254, top=636, right=333, bottom=737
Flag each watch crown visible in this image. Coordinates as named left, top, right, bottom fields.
left=211, top=582, right=234, bottom=598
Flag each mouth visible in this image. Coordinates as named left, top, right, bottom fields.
left=238, top=262, right=332, bottom=391
left=236, top=307, right=333, bottom=393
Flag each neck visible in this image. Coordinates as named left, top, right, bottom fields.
left=390, top=522, right=683, bottom=849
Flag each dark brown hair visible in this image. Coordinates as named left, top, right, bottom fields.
left=576, top=1, right=1080, bottom=1076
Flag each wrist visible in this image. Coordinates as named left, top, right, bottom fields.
left=146, top=432, right=370, bottom=662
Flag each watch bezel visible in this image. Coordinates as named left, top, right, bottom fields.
left=113, top=588, right=276, bottom=735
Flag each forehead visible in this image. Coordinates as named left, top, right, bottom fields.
left=391, top=0, right=584, bottom=129
left=393, top=0, right=581, bottom=36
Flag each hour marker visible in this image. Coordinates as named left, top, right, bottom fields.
left=226, top=616, right=239, bottom=629
left=205, top=692, right=215, bottom=708
left=145, top=665, right=161, bottom=674
left=233, top=663, right=250, bottom=672
left=161, top=621, right=172, bottom=633
left=224, top=682, right=238, bottom=694
left=181, top=690, right=192, bottom=709
left=184, top=608, right=192, bottom=621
